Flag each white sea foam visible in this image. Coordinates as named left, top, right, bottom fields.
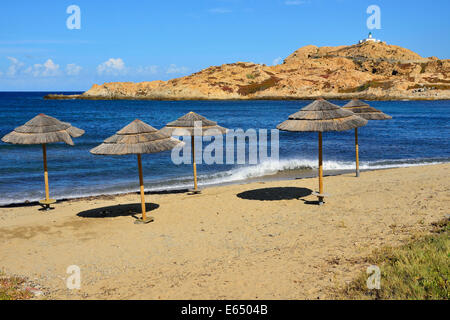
left=190, top=157, right=448, bottom=186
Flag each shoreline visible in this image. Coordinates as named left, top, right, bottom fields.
left=1, top=162, right=446, bottom=208
left=44, top=94, right=450, bottom=101
left=0, top=167, right=326, bottom=208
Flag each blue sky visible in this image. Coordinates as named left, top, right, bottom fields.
left=1, top=0, right=449, bottom=91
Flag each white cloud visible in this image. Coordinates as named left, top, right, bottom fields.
left=272, top=57, right=283, bottom=65
left=66, top=63, right=82, bottom=76
left=136, top=65, right=159, bottom=75
left=3, top=56, right=160, bottom=79
left=97, top=58, right=126, bottom=75
left=6, top=56, right=25, bottom=76
left=209, top=8, right=232, bottom=14
left=285, top=0, right=307, bottom=5
left=97, top=59, right=160, bottom=76
left=42, top=59, right=60, bottom=76
left=5, top=57, right=61, bottom=77
left=166, top=64, right=189, bottom=74
left=24, top=59, right=61, bottom=77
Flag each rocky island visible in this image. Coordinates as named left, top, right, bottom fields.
left=46, top=40, right=450, bottom=101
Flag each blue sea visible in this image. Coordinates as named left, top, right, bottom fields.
left=0, top=92, right=449, bottom=206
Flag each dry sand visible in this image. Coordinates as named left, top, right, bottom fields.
left=0, top=164, right=448, bottom=299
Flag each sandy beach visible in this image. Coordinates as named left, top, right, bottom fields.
left=0, top=164, right=448, bottom=300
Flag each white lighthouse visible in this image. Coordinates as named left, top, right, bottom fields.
left=358, top=32, right=382, bottom=44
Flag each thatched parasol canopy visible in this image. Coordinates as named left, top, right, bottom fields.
left=90, top=119, right=183, bottom=224
left=277, top=99, right=368, bottom=132
left=1, top=113, right=84, bottom=146
left=160, top=112, right=228, bottom=193
left=342, top=99, right=392, bottom=120
left=1, top=113, right=85, bottom=210
left=277, top=99, right=368, bottom=204
left=160, top=111, right=227, bottom=136
left=90, top=119, right=182, bottom=155
left=342, top=99, right=392, bottom=177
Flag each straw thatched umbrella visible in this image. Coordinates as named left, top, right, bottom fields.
left=277, top=99, right=368, bottom=205
left=1, top=113, right=85, bottom=210
left=90, top=119, right=183, bottom=224
left=160, top=112, right=227, bottom=194
left=342, top=99, right=392, bottom=177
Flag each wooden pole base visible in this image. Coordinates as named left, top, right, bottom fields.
left=134, top=216, right=155, bottom=225
left=312, top=192, right=328, bottom=206
left=39, top=199, right=56, bottom=211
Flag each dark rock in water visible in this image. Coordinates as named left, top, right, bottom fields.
left=44, top=94, right=82, bottom=100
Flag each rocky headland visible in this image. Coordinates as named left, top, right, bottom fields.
left=46, top=41, right=450, bottom=101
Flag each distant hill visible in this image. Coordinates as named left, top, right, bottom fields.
left=47, top=41, right=450, bottom=101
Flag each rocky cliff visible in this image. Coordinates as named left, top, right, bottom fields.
left=47, top=41, right=450, bottom=100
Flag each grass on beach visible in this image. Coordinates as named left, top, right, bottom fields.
left=338, top=218, right=449, bottom=300
left=0, top=271, right=33, bottom=300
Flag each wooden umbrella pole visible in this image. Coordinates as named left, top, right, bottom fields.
left=318, top=132, right=324, bottom=204
left=137, top=154, right=146, bottom=221
left=42, top=144, right=50, bottom=202
left=355, top=128, right=360, bottom=177
left=191, top=136, right=198, bottom=191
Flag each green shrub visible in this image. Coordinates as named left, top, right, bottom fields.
left=337, top=219, right=449, bottom=300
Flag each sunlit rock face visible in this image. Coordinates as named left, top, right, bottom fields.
left=76, top=42, right=450, bottom=101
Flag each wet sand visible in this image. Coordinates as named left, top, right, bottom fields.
left=0, top=164, right=448, bottom=299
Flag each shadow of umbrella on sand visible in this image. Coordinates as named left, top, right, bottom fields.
left=160, top=111, right=227, bottom=194
left=277, top=99, right=367, bottom=205
left=78, top=203, right=160, bottom=219
left=342, top=99, right=392, bottom=177
left=90, top=119, right=183, bottom=224
left=237, top=187, right=312, bottom=201
left=1, top=114, right=84, bottom=210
